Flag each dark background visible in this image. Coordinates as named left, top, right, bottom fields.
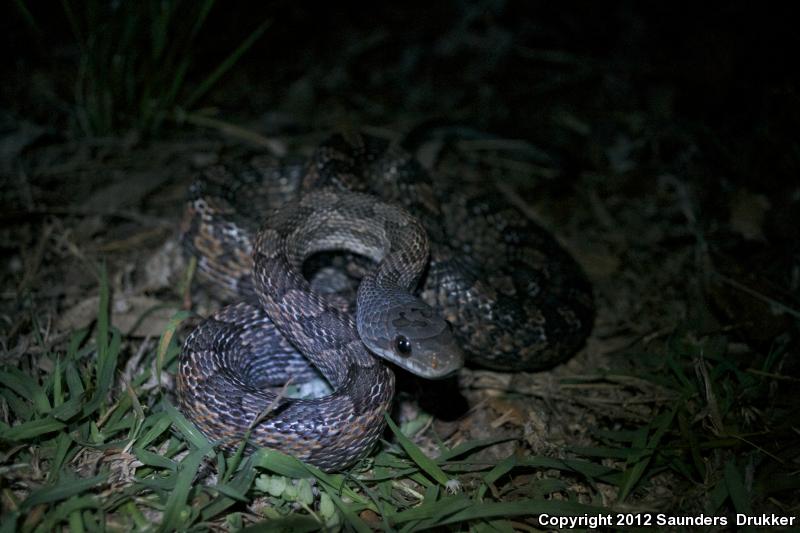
left=4, top=1, right=800, bottom=237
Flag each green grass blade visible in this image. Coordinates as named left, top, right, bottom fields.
left=222, top=431, right=249, bottom=484
left=11, top=0, right=43, bottom=39
left=183, top=18, right=271, bottom=109
left=706, top=476, right=729, bottom=514
left=384, top=413, right=451, bottom=487
left=429, top=495, right=476, bottom=523
left=95, top=263, right=109, bottom=380
left=677, top=412, right=705, bottom=480
left=250, top=448, right=314, bottom=479
left=51, top=395, right=85, bottom=422
left=389, top=495, right=470, bottom=525
left=569, top=446, right=642, bottom=459
left=53, top=356, right=63, bottom=407
left=0, top=388, right=31, bottom=421
left=60, top=0, right=84, bottom=53
left=21, top=473, right=107, bottom=510
left=67, top=510, right=84, bottom=533
left=616, top=426, right=650, bottom=502
left=437, top=436, right=516, bottom=462
left=37, top=496, right=101, bottom=532
left=122, top=501, right=149, bottom=531
left=617, top=403, right=678, bottom=502
left=162, top=399, right=213, bottom=451
left=724, top=460, right=753, bottom=515
left=479, top=455, right=516, bottom=500
left=133, top=447, right=177, bottom=470
left=66, top=328, right=90, bottom=361
left=0, top=368, right=52, bottom=414
left=157, top=447, right=210, bottom=532
left=318, top=487, right=371, bottom=533
left=478, top=454, right=619, bottom=501
left=200, top=455, right=258, bottom=520
left=1, top=417, right=66, bottom=441
left=64, top=361, right=85, bottom=397
left=156, top=311, right=192, bottom=386
left=136, top=411, right=172, bottom=448
left=94, top=327, right=121, bottom=408
left=187, top=0, right=216, bottom=41
left=49, top=432, right=75, bottom=479
left=204, top=482, right=248, bottom=503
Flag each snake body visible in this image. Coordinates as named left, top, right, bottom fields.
left=178, top=132, right=593, bottom=470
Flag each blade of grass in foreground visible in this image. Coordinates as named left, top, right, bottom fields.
left=317, top=487, right=371, bottom=533
left=617, top=403, right=678, bottom=502
left=156, top=310, right=192, bottom=386
left=478, top=454, right=619, bottom=500
left=37, top=496, right=102, bottom=533
left=384, top=413, right=452, bottom=487
left=21, top=473, right=108, bottom=511
left=249, top=448, right=311, bottom=479
left=724, top=459, right=753, bottom=516
left=1, top=416, right=66, bottom=441
left=0, top=367, right=52, bottom=415
left=436, top=436, right=516, bottom=461
left=158, top=447, right=212, bottom=532
left=162, top=399, right=213, bottom=451
left=200, top=455, right=259, bottom=520
left=48, top=432, right=75, bottom=479
left=94, top=263, right=110, bottom=395
left=182, top=18, right=271, bottom=110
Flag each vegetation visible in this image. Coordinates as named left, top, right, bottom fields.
left=13, top=0, right=268, bottom=137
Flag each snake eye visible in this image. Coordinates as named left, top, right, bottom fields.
left=394, top=335, right=412, bottom=356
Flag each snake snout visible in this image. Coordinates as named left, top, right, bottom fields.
left=409, top=321, right=465, bottom=379
left=363, top=302, right=465, bottom=379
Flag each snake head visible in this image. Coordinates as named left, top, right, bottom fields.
left=358, top=295, right=464, bottom=379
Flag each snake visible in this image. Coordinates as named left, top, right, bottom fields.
left=177, top=131, right=594, bottom=471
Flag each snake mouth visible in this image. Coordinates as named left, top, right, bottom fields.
left=416, top=353, right=464, bottom=379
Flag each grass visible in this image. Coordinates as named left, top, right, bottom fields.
left=1, top=262, right=793, bottom=531
left=14, top=0, right=269, bottom=138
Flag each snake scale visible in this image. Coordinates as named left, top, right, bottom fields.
left=177, top=132, right=594, bottom=471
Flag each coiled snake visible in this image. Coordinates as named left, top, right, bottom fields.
left=177, top=132, right=593, bottom=471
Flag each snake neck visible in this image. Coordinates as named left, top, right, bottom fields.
left=252, top=248, right=379, bottom=387
left=252, top=190, right=437, bottom=386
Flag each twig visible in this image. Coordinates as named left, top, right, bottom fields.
left=710, top=272, right=800, bottom=321
left=177, top=111, right=286, bottom=156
